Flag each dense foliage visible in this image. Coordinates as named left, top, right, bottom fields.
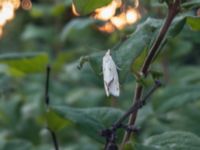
left=0, top=0, right=200, bottom=150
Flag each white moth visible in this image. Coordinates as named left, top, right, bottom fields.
left=102, top=49, right=120, bottom=97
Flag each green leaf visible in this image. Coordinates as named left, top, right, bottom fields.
left=46, top=105, right=123, bottom=142
left=51, top=4, right=66, bottom=16
left=53, top=51, right=80, bottom=71
left=46, top=109, right=71, bottom=131
left=60, top=18, right=96, bottom=41
left=174, top=66, right=200, bottom=84
left=186, top=16, right=200, bottom=31
left=144, top=131, right=200, bottom=150
left=21, top=24, right=53, bottom=41
left=153, top=85, right=200, bottom=113
left=79, top=18, right=162, bottom=81
left=134, top=144, right=161, bottom=150
left=0, top=53, right=48, bottom=77
left=79, top=15, right=189, bottom=82
left=73, top=0, right=112, bottom=15
left=181, top=0, right=200, bottom=9
left=80, top=107, right=124, bottom=128
left=30, top=4, right=51, bottom=18
left=0, top=139, right=33, bottom=150
left=114, top=18, right=161, bottom=81
left=167, top=15, right=187, bottom=38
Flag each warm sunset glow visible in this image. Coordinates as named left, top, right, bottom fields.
left=72, top=3, right=80, bottom=16
left=0, top=0, right=22, bottom=37
left=11, top=0, right=21, bottom=9
left=115, top=0, right=122, bottom=8
left=71, top=0, right=141, bottom=32
left=0, top=1, right=15, bottom=26
left=126, top=8, right=140, bottom=24
left=94, top=0, right=121, bottom=21
left=0, top=13, right=7, bottom=26
left=98, top=22, right=115, bottom=33
left=111, top=13, right=127, bottom=29
left=1, top=1, right=15, bottom=20
left=0, top=27, right=3, bottom=37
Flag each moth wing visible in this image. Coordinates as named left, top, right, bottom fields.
left=102, top=49, right=120, bottom=97
left=104, top=80, right=110, bottom=96
left=108, top=63, right=120, bottom=97
left=102, top=54, right=115, bottom=84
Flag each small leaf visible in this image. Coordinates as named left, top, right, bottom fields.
left=150, top=70, right=163, bottom=80
left=73, top=0, right=112, bottom=15
left=186, top=16, right=200, bottom=31
left=46, top=109, right=71, bottom=131
left=167, top=15, right=187, bottom=38
left=0, top=53, right=48, bottom=76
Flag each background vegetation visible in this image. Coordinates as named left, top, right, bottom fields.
left=0, top=0, right=200, bottom=150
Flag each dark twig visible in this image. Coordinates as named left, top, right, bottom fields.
left=45, top=65, right=50, bottom=106
left=101, top=80, right=161, bottom=150
left=121, top=0, right=181, bottom=148
left=45, top=65, right=59, bottom=150
left=49, top=130, right=59, bottom=150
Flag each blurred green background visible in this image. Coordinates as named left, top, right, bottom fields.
left=0, top=0, right=200, bottom=150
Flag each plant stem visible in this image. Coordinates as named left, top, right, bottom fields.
left=113, top=80, right=161, bottom=129
left=45, top=65, right=50, bottom=106
left=120, top=0, right=181, bottom=149
left=50, top=130, right=60, bottom=150
left=45, top=65, right=59, bottom=150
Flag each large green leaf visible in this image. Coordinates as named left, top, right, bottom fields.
left=144, top=131, right=200, bottom=150
left=46, top=105, right=123, bottom=142
left=79, top=18, right=162, bottom=81
left=0, top=53, right=48, bottom=76
left=73, top=0, right=112, bottom=15
left=79, top=15, right=188, bottom=82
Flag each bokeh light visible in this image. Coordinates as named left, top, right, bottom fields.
left=0, top=0, right=32, bottom=37
left=72, top=0, right=141, bottom=33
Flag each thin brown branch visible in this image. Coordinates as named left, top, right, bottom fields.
left=113, top=80, right=161, bottom=128
left=120, top=0, right=181, bottom=149
left=102, top=81, right=161, bottom=150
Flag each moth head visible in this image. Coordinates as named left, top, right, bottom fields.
left=106, top=49, right=111, bottom=55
